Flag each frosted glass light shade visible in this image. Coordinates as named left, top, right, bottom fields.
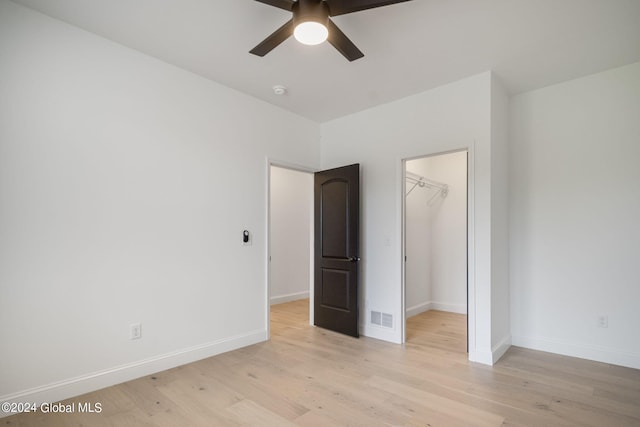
left=294, top=22, right=328, bottom=45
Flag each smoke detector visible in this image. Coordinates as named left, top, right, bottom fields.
left=272, top=85, right=287, bottom=95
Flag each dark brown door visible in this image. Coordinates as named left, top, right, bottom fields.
left=314, top=164, right=360, bottom=337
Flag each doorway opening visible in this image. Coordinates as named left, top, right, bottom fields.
left=267, top=162, right=361, bottom=339
left=267, top=164, right=314, bottom=337
left=403, top=150, right=468, bottom=353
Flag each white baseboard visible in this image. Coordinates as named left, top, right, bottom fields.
left=361, top=324, right=402, bottom=344
left=406, top=301, right=467, bottom=317
left=469, top=335, right=511, bottom=366
left=492, top=334, right=512, bottom=364
left=270, top=291, right=309, bottom=305
left=512, top=334, right=640, bottom=370
left=430, top=302, right=467, bottom=314
left=469, top=347, right=493, bottom=365
left=0, top=329, right=267, bottom=418
left=406, top=302, right=432, bottom=318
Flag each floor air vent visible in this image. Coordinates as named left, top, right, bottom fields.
left=371, top=311, right=393, bottom=328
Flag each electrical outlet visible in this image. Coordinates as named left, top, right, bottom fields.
left=597, top=315, right=608, bottom=328
left=130, top=323, right=142, bottom=340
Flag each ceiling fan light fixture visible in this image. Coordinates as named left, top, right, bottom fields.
left=291, top=0, right=330, bottom=46
left=252, top=0, right=403, bottom=61
left=294, top=21, right=328, bottom=45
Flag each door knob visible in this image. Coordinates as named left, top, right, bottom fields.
left=349, top=257, right=360, bottom=262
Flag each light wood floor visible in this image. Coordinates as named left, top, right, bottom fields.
left=5, top=299, right=640, bottom=426
left=406, top=309, right=467, bottom=354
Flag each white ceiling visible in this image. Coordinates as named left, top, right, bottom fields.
left=12, top=0, right=640, bottom=122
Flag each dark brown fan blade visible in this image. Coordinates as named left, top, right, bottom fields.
left=250, top=19, right=294, bottom=56
left=326, top=0, right=411, bottom=16
left=327, top=19, right=364, bottom=62
left=254, top=0, right=294, bottom=11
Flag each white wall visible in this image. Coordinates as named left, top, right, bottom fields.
left=405, top=161, right=433, bottom=314
left=269, top=166, right=312, bottom=304
left=321, top=72, right=507, bottom=364
left=427, top=152, right=468, bottom=313
left=490, top=75, right=511, bottom=360
left=510, top=61, right=640, bottom=369
left=0, top=0, right=320, bottom=406
left=406, top=151, right=467, bottom=317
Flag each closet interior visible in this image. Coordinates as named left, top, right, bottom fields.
left=405, top=150, right=468, bottom=352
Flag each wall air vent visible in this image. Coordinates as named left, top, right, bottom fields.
left=371, top=311, right=393, bottom=328
left=381, top=312, right=393, bottom=328
left=371, top=311, right=381, bottom=325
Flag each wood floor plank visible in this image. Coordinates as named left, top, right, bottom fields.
left=366, top=375, right=505, bottom=426
left=292, top=409, right=346, bottom=427
left=226, top=399, right=297, bottom=427
left=4, top=298, right=640, bottom=426
left=155, top=378, right=242, bottom=426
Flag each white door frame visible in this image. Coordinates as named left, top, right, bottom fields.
left=265, top=158, right=317, bottom=339
left=400, top=147, right=475, bottom=356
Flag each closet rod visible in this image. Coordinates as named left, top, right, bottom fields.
left=406, top=171, right=448, bottom=194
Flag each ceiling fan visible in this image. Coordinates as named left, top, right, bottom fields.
left=250, top=0, right=412, bottom=62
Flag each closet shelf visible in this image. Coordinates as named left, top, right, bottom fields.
left=405, top=171, right=449, bottom=204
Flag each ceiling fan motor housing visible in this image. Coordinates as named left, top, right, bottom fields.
left=293, top=0, right=330, bottom=28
